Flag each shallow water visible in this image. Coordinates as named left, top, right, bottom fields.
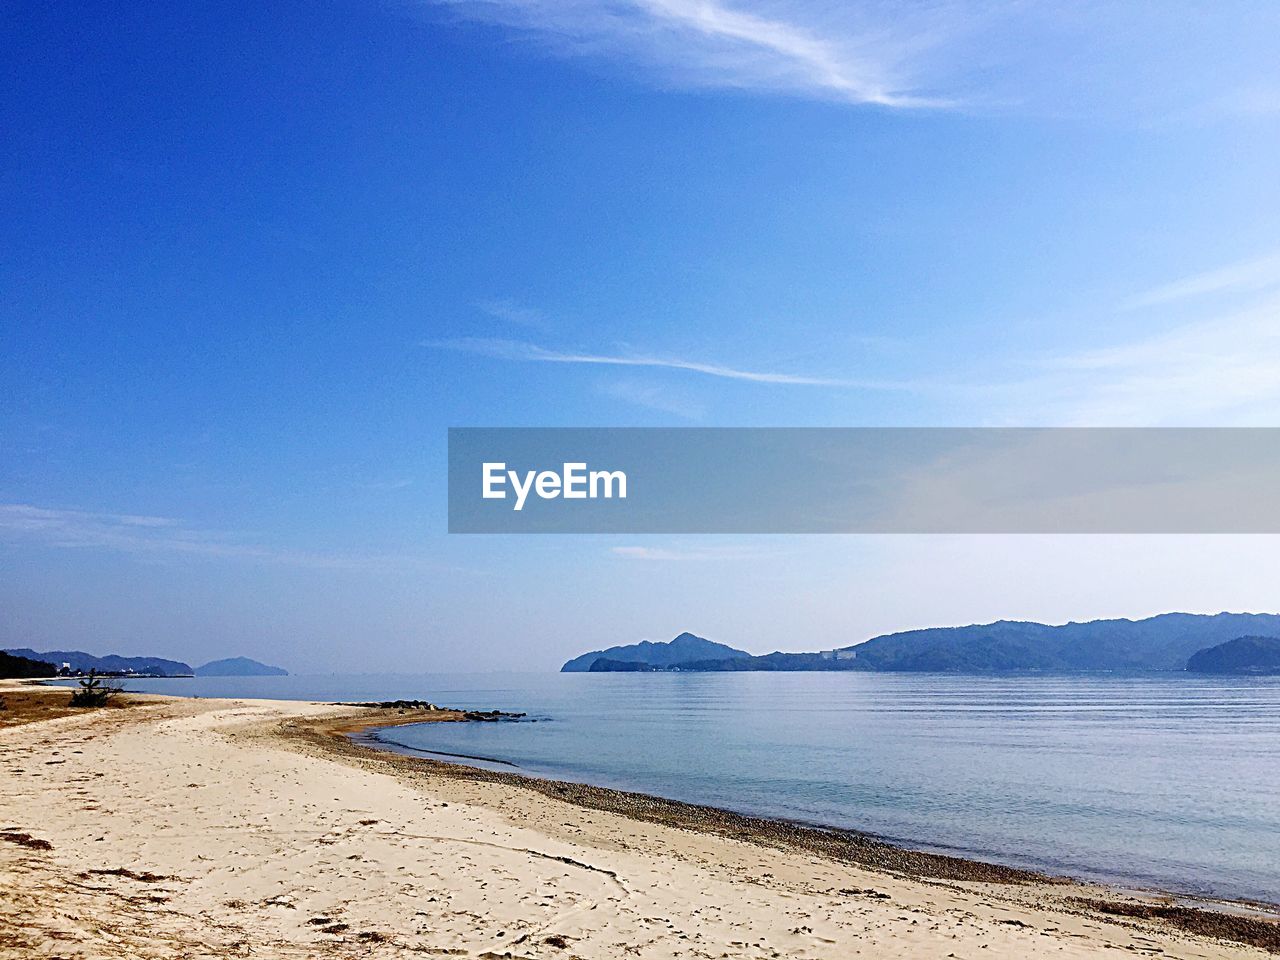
left=108, top=671, right=1280, bottom=903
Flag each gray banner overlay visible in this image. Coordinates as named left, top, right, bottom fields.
left=448, top=428, right=1280, bottom=533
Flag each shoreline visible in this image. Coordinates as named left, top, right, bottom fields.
left=343, top=714, right=1280, bottom=914
left=352, top=722, right=1248, bottom=904
left=4, top=681, right=1279, bottom=958
left=320, top=719, right=1052, bottom=885
left=339, top=718, right=1057, bottom=885
left=294, top=706, right=1280, bottom=950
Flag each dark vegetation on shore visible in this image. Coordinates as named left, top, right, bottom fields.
left=0, top=651, right=57, bottom=679
left=0, top=685, right=139, bottom=729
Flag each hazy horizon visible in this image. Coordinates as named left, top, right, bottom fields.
left=11, top=598, right=1280, bottom=675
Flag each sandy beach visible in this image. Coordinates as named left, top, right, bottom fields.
left=2, top=680, right=1276, bottom=959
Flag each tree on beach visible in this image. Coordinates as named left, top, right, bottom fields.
left=69, top=670, right=123, bottom=707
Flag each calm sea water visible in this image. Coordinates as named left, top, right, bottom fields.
left=105, top=671, right=1280, bottom=904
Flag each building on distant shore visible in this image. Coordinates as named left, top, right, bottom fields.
left=819, top=650, right=857, bottom=661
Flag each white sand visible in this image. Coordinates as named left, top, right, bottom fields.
left=0, top=682, right=1269, bottom=959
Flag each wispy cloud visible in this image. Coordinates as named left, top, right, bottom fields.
left=426, top=0, right=949, bottom=108
left=1124, top=249, right=1280, bottom=309
left=1015, top=250, right=1280, bottom=425
left=1050, top=299, right=1280, bottom=426
left=0, top=503, right=418, bottom=569
left=426, top=336, right=909, bottom=388
left=422, top=2, right=1280, bottom=119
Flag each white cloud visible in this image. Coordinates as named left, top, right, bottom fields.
left=0, top=503, right=415, bottom=569
left=419, top=1, right=1280, bottom=118
left=1124, top=249, right=1280, bottom=309
left=1016, top=261, right=1280, bottom=426
left=0, top=504, right=215, bottom=551
left=428, top=0, right=948, bottom=107
left=426, top=336, right=909, bottom=388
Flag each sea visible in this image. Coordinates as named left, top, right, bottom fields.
left=97, top=671, right=1280, bottom=904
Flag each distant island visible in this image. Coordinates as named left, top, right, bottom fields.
left=562, top=632, right=750, bottom=672
left=1186, top=636, right=1280, bottom=675
left=564, top=613, right=1280, bottom=674
left=195, top=657, right=289, bottom=677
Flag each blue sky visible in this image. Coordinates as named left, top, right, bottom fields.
left=3, top=0, right=1280, bottom=670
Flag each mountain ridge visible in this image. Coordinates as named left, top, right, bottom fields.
left=839, top=612, right=1280, bottom=672
left=574, top=613, right=1280, bottom=674
left=561, top=632, right=751, bottom=672
left=4, top=648, right=193, bottom=677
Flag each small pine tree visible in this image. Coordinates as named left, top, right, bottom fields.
left=69, top=670, right=122, bottom=707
